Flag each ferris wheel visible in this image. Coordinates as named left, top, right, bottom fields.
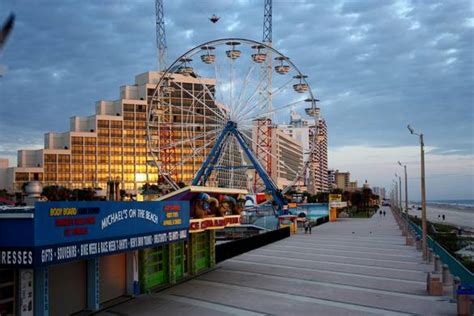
left=147, top=38, right=319, bottom=198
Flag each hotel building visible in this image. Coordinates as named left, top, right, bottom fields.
left=0, top=71, right=246, bottom=195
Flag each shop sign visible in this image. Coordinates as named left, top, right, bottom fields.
left=189, top=215, right=241, bottom=233
left=0, top=201, right=190, bottom=267
left=329, top=194, right=342, bottom=203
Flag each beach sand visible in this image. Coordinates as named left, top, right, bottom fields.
left=407, top=203, right=474, bottom=230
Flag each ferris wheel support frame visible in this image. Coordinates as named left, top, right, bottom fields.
left=192, top=121, right=286, bottom=214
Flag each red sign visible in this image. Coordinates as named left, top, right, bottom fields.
left=189, top=215, right=241, bottom=233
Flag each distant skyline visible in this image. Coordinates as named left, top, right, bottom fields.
left=0, top=0, right=472, bottom=199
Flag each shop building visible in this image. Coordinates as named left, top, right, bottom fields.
left=0, top=187, right=244, bottom=316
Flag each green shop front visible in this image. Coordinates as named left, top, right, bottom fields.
left=0, top=200, right=188, bottom=316
left=141, top=185, right=245, bottom=292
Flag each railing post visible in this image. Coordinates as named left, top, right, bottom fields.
left=442, top=264, right=452, bottom=286
left=416, top=236, right=422, bottom=250
left=452, top=277, right=460, bottom=301
left=434, top=255, right=442, bottom=273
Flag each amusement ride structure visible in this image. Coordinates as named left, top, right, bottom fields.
left=147, top=38, right=319, bottom=214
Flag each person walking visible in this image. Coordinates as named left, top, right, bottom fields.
left=304, top=220, right=309, bottom=234
left=308, top=220, right=312, bottom=234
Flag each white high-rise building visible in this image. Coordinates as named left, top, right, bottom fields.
left=278, top=111, right=329, bottom=193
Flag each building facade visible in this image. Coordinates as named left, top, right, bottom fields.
left=334, top=171, right=350, bottom=190
left=278, top=111, right=329, bottom=194
left=372, top=186, right=386, bottom=199
left=327, top=169, right=336, bottom=190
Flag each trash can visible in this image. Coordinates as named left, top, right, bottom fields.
left=456, top=284, right=474, bottom=316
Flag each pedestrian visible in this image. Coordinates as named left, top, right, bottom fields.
left=304, top=220, right=309, bottom=234
left=383, top=211, right=386, bottom=217
left=438, top=214, right=440, bottom=220
left=308, top=220, right=312, bottom=234
left=379, top=210, right=382, bottom=216
left=442, top=214, right=445, bottom=221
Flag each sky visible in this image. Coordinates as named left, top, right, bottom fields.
left=0, top=0, right=473, bottom=200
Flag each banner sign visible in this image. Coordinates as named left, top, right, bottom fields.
left=0, top=201, right=189, bottom=267
left=189, top=215, right=241, bottom=233
left=330, top=201, right=348, bottom=208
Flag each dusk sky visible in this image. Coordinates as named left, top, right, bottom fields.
left=0, top=0, right=473, bottom=200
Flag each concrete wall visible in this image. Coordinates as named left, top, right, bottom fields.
left=18, top=149, right=43, bottom=167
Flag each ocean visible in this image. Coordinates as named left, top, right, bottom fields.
left=427, top=199, right=474, bottom=209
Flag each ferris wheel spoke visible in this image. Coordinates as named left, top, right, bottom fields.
left=193, top=75, right=226, bottom=120
left=154, top=99, right=225, bottom=125
left=240, top=131, right=302, bottom=179
left=232, top=69, right=270, bottom=121
left=236, top=76, right=296, bottom=123
left=173, top=81, right=227, bottom=122
left=231, top=63, right=258, bottom=121
left=214, top=57, right=229, bottom=110
left=241, top=99, right=306, bottom=122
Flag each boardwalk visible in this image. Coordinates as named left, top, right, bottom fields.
left=98, top=206, right=457, bottom=315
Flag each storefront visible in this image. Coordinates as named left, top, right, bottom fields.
left=0, top=200, right=189, bottom=316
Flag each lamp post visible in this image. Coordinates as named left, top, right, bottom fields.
left=395, top=173, right=402, bottom=210
left=398, top=161, right=409, bottom=214
left=407, top=124, right=427, bottom=260
left=392, top=180, right=398, bottom=211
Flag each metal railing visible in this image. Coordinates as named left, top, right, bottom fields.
left=401, top=212, right=474, bottom=284
left=216, top=227, right=290, bottom=263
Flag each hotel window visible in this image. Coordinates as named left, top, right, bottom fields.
left=98, top=120, right=109, bottom=128
left=44, top=154, right=57, bottom=163
left=15, top=172, right=29, bottom=181
left=123, top=104, right=134, bottom=112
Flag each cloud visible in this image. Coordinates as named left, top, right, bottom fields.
left=0, top=0, right=472, bottom=198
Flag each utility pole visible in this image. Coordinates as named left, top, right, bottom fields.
left=399, top=161, right=409, bottom=214
left=398, top=174, right=402, bottom=210
left=156, top=0, right=167, bottom=71
left=404, top=165, right=408, bottom=213
left=408, top=125, right=427, bottom=260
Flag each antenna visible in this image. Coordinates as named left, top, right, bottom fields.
left=156, top=0, right=167, bottom=71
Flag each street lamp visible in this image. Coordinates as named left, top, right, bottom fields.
left=392, top=179, right=398, bottom=210
left=394, top=173, right=402, bottom=210
left=407, top=124, right=427, bottom=260
left=398, top=161, right=409, bottom=214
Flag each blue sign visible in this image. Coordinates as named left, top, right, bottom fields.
left=0, top=201, right=189, bottom=267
